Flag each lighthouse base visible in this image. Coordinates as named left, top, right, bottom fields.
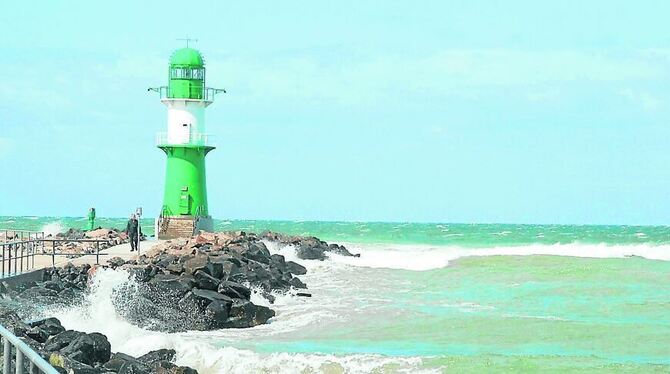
left=156, top=215, right=213, bottom=239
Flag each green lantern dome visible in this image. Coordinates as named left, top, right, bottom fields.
left=168, top=48, right=206, bottom=99
left=169, top=48, right=204, bottom=67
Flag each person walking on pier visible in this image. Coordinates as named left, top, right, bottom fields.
left=126, top=214, right=141, bottom=252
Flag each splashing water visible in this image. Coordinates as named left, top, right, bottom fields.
left=41, top=221, right=65, bottom=236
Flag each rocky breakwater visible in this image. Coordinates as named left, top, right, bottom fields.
left=0, top=311, right=197, bottom=373
left=113, top=231, right=305, bottom=332
left=47, top=228, right=135, bottom=257
left=110, top=230, right=359, bottom=332
left=0, top=230, right=358, bottom=371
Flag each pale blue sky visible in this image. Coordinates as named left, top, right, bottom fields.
left=1, top=1, right=669, bottom=224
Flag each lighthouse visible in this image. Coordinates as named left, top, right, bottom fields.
left=150, top=45, right=224, bottom=238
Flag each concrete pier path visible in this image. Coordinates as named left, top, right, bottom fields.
left=32, top=240, right=163, bottom=269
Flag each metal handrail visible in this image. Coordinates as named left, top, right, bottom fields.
left=1, top=238, right=111, bottom=278
left=0, top=324, right=59, bottom=373
left=148, top=86, right=225, bottom=101
left=193, top=205, right=205, bottom=236
left=158, top=206, right=172, bottom=235
left=156, top=132, right=215, bottom=147
left=0, top=241, right=39, bottom=279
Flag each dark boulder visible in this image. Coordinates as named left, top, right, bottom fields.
left=205, top=300, right=231, bottom=328
left=43, top=280, right=65, bottom=292
left=26, top=326, right=50, bottom=343
left=183, top=254, right=211, bottom=275
left=217, top=281, right=251, bottom=300
left=0, top=311, right=30, bottom=337
left=58, top=332, right=110, bottom=366
left=244, top=242, right=271, bottom=264
left=224, top=300, right=275, bottom=328
left=289, top=277, right=307, bottom=289
left=179, top=289, right=233, bottom=314
left=30, top=317, right=66, bottom=336
left=146, top=274, right=193, bottom=299
left=137, top=348, right=176, bottom=366
left=45, top=330, right=87, bottom=352
left=103, top=352, right=151, bottom=373
left=285, top=261, right=307, bottom=275
left=194, top=270, right=220, bottom=291
left=88, top=332, right=112, bottom=365
left=295, top=243, right=326, bottom=260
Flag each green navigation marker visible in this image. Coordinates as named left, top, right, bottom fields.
left=149, top=44, right=225, bottom=238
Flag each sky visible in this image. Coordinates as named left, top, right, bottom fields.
left=1, top=1, right=669, bottom=224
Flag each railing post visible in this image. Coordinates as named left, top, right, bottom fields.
left=96, top=241, right=100, bottom=265
left=20, top=243, right=24, bottom=274
left=16, top=348, right=24, bottom=374
left=4, top=336, right=10, bottom=373
left=14, top=244, right=17, bottom=276
left=52, top=241, right=56, bottom=267
left=8, top=244, right=12, bottom=276
left=2, top=244, right=5, bottom=277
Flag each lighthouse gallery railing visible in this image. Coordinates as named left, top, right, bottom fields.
left=156, top=132, right=214, bottom=147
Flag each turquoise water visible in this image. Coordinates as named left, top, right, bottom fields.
left=2, top=216, right=669, bottom=247
left=8, top=216, right=670, bottom=372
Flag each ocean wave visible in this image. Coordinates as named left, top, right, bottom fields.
left=49, top=268, right=434, bottom=374
left=322, top=242, right=670, bottom=271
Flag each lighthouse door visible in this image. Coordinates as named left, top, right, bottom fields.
left=181, top=123, right=191, bottom=144
left=179, top=190, right=191, bottom=215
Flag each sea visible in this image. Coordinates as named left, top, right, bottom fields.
left=2, top=216, right=670, bottom=373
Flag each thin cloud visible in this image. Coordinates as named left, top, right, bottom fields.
left=206, top=48, right=668, bottom=105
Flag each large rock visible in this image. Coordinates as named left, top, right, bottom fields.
left=103, top=352, right=151, bottom=373
left=58, top=332, right=111, bottom=366
left=224, top=300, right=275, bottom=328
left=218, top=281, right=252, bottom=300
left=137, top=349, right=176, bottom=366
left=183, top=254, right=211, bottom=275
left=296, top=242, right=327, bottom=260
left=30, top=317, right=66, bottom=338
left=45, top=330, right=87, bottom=352
left=285, top=261, right=307, bottom=275
left=194, top=270, right=220, bottom=291
left=147, top=273, right=193, bottom=299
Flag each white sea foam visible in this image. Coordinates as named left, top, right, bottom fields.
left=52, top=266, right=433, bottom=374
left=41, top=221, right=65, bottom=236
left=323, top=242, right=670, bottom=271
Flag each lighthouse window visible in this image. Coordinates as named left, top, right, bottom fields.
left=171, top=67, right=205, bottom=80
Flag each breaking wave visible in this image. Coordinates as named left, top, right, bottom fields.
left=48, top=265, right=435, bottom=373
left=327, top=242, right=670, bottom=271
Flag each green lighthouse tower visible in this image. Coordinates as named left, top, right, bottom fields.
left=150, top=46, right=225, bottom=238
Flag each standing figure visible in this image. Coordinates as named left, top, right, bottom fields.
left=86, top=208, right=96, bottom=231
left=126, top=214, right=141, bottom=252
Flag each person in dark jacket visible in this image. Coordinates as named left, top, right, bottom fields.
left=126, top=214, right=141, bottom=252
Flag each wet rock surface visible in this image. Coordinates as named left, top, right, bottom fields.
left=113, top=231, right=332, bottom=332
left=0, top=311, right=196, bottom=374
